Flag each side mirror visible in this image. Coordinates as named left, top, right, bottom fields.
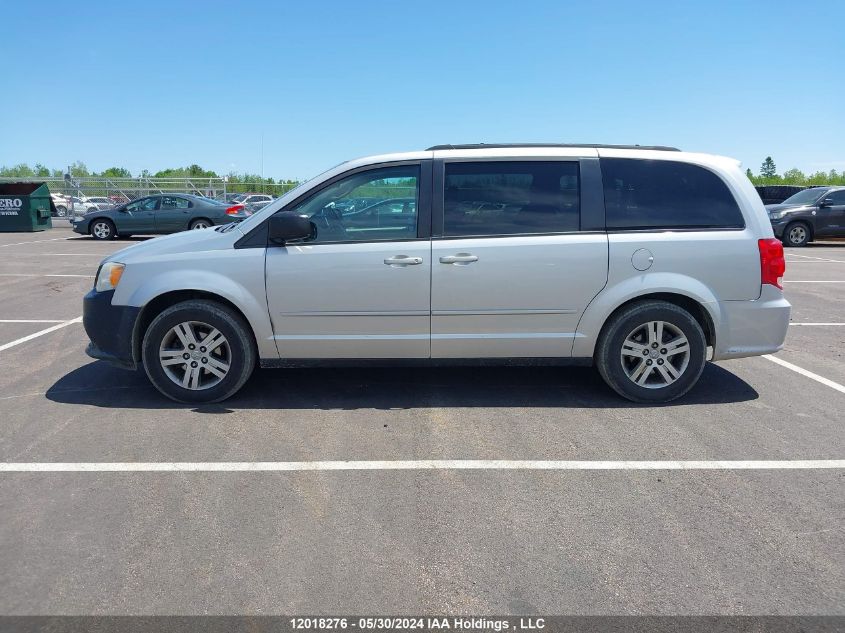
left=819, top=198, right=833, bottom=208
left=268, top=213, right=313, bottom=244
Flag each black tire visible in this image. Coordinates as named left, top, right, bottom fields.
left=189, top=218, right=212, bottom=230
left=90, top=218, right=116, bottom=240
left=782, top=221, right=810, bottom=247
left=595, top=300, right=707, bottom=404
left=141, top=300, right=256, bottom=403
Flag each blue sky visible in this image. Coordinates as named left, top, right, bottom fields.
left=1, top=0, right=843, bottom=180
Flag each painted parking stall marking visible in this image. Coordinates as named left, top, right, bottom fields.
left=0, top=317, right=82, bottom=353
left=764, top=355, right=845, bottom=395
left=1, top=459, right=844, bottom=472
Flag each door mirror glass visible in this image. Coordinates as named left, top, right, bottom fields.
left=268, top=213, right=314, bottom=244
left=819, top=198, right=833, bottom=208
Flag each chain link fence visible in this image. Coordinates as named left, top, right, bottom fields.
left=0, top=176, right=300, bottom=207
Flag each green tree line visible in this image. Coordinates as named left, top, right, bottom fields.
left=0, top=162, right=299, bottom=189
left=746, top=156, right=845, bottom=186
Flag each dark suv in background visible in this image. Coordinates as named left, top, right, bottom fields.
left=768, top=186, right=845, bottom=246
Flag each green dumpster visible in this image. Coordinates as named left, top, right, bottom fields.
left=0, top=182, right=53, bottom=232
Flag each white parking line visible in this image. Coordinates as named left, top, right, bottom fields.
left=764, top=355, right=845, bottom=395
left=782, top=280, right=845, bottom=283
left=0, top=319, right=68, bottom=323
left=0, top=253, right=104, bottom=257
left=789, top=323, right=845, bottom=326
left=0, top=317, right=82, bottom=353
left=0, top=237, right=70, bottom=248
left=0, top=459, right=843, bottom=472
left=786, top=254, right=845, bottom=263
left=0, top=273, right=93, bottom=278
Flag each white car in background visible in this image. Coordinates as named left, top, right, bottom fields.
left=70, top=196, right=114, bottom=215
left=50, top=193, right=71, bottom=217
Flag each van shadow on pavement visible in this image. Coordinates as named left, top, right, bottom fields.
left=46, top=361, right=758, bottom=413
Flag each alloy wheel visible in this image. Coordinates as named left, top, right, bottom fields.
left=92, top=222, right=111, bottom=239
left=158, top=320, right=231, bottom=390
left=788, top=225, right=807, bottom=245
left=620, top=320, right=690, bottom=389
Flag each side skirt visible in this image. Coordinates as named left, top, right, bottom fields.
left=259, top=357, right=594, bottom=369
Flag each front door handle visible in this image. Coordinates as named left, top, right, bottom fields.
left=384, top=255, right=423, bottom=267
left=439, top=253, right=478, bottom=265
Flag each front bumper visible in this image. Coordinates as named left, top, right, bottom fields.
left=83, top=288, right=141, bottom=370
left=711, top=285, right=791, bottom=360
left=769, top=219, right=788, bottom=239
left=72, top=218, right=90, bottom=235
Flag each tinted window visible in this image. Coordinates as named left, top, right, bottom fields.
left=444, top=161, right=580, bottom=236
left=602, top=158, right=744, bottom=230
left=159, top=196, right=191, bottom=209
left=290, top=165, right=419, bottom=243
left=127, top=197, right=158, bottom=211
left=826, top=190, right=845, bottom=204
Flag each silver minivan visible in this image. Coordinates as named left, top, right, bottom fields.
left=83, top=144, right=790, bottom=404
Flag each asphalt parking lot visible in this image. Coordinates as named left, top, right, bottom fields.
left=0, top=226, right=843, bottom=616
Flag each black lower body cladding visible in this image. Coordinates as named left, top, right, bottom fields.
left=83, top=289, right=141, bottom=370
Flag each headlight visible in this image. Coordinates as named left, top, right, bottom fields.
left=769, top=211, right=787, bottom=220
left=95, top=262, right=125, bottom=292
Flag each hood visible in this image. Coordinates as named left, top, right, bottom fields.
left=765, top=203, right=814, bottom=214
left=102, top=225, right=243, bottom=265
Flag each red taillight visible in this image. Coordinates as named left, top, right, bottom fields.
left=759, top=238, right=785, bottom=289
left=226, top=204, right=244, bottom=215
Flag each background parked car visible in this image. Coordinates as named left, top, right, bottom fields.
left=50, top=193, right=71, bottom=217
left=232, top=193, right=274, bottom=213
left=72, top=193, right=250, bottom=240
left=768, top=186, right=845, bottom=246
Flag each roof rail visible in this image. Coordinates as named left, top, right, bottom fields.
left=426, top=143, right=681, bottom=152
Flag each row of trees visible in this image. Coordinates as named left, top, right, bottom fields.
left=0, top=162, right=298, bottom=188
left=746, top=157, right=845, bottom=186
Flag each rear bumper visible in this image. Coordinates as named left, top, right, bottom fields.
left=83, top=289, right=141, bottom=370
left=711, top=285, right=791, bottom=360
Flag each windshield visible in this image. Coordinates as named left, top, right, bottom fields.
left=781, top=188, right=828, bottom=206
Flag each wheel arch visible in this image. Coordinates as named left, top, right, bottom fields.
left=593, top=292, right=715, bottom=359
left=131, top=289, right=258, bottom=365
left=784, top=218, right=815, bottom=242
left=188, top=217, right=213, bottom=229
left=572, top=275, right=720, bottom=358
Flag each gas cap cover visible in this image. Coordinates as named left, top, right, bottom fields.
left=632, top=248, right=654, bottom=271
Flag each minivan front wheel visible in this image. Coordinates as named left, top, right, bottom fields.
left=142, top=300, right=256, bottom=403
left=596, top=301, right=707, bottom=403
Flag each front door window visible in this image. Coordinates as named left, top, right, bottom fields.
left=289, top=165, right=419, bottom=243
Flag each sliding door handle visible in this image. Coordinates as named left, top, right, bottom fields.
left=439, top=253, right=478, bottom=264
left=384, top=255, right=423, bottom=266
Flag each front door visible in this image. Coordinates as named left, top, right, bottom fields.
left=119, top=196, right=159, bottom=233
left=816, top=190, right=845, bottom=237
left=265, top=162, right=432, bottom=359
left=431, top=159, right=608, bottom=358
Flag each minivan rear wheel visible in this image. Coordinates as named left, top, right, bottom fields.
left=596, top=300, right=706, bottom=403
left=142, top=300, right=256, bottom=403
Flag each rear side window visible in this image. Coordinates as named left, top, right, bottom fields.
left=602, top=158, right=744, bottom=230
left=444, top=161, right=580, bottom=236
